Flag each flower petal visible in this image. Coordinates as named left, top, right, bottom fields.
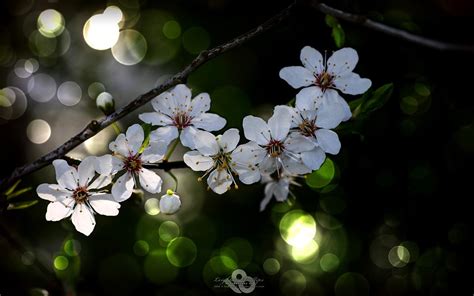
left=284, top=133, right=315, bottom=153
left=316, top=90, right=350, bottom=128
left=281, top=154, right=311, bottom=175
left=45, top=198, right=74, bottom=221
left=207, top=169, right=232, bottom=194
left=295, top=86, right=323, bottom=111
left=142, top=140, right=168, bottom=163
left=279, top=66, right=314, bottom=89
left=53, top=159, right=78, bottom=190
left=192, top=113, right=226, bottom=132
left=242, top=116, right=270, bottom=146
left=260, top=183, right=275, bottom=212
left=194, top=130, right=219, bottom=156
left=37, top=183, right=70, bottom=201
left=316, top=129, right=341, bottom=155
left=95, top=154, right=123, bottom=175
left=180, top=126, right=197, bottom=149
left=89, top=193, right=120, bottom=216
left=139, top=112, right=173, bottom=126
left=126, top=124, right=145, bottom=156
left=269, top=106, right=291, bottom=141
left=235, top=165, right=261, bottom=185
left=139, top=168, right=162, bottom=194
left=300, top=46, right=324, bottom=75
left=301, top=147, right=326, bottom=170
left=71, top=204, right=96, bottom=236
left=78, top=156, right=97, bottom=187
left=217, top=128, right=240, bottom=153
left=189, top=93, right=211, bottom=118
left=88, top=175, right=112, bottom=190
left=111, top=173, right=135, bottom=202
left=151, top=92, right=175, bottom=116
left=231, top=142, right=266, bottom=167
left=109, top=133, right=129, bottom=156
left=159, top=193, right=181, bottom=214
left=259, top=156, right=278, bottom=175
left=274, top=179, right=290, bottom=202
left=169, top=84, right=192, bottom=112
left=150, top=126, right=179, bottom=145
left=327, top=47, right=359, bottom=77
left=333, top=72, right=372, bottom=95
left=184, top=151, right=214, bottom=171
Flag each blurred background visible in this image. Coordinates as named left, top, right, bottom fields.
left=1, top=0, right=473, bottom=295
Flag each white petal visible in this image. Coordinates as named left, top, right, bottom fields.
left=327, top=47, right=359, bottom=76
left=274, top=179, right=290, bottom=202
left=194, top=130, right=219, bottom=156
left=259, top=156, right=278, bottom=175
left=159, top=193, right=181, bottom=214
left=139, top=112, right=173, bottom=126
left=89, top=193, right=120, bottom=216
left=95, top=154, right=123, bottom=175
left=45, top=198, right=74, bottom=221
left=150, top=126, right=179, bottom=145
left=279, top=66, right=314, bottom=89
left=235, top=165, right=261, bottom=185
left=151, top=92, right=175, bottom=116
left=78, top=156, right=97, bottom=187
left=88, top=175, right=112, bottom=190
left=192, top=113, right=226, bottom=132
left=71, top=204, right=96, bottom=236
left=169, top=84, right=192, bottom=112
left=278, top=105, right=301, bottom=128
left=231, top=142, right=266, bottom=166
left=180, top=126, right=197, bottom=149
left=316, top=90, right=350, bottom=128
left=141, top=140, right=168, bottom=163
left=53, top=159, right=78, bottom=191
left=295, top=86, right=323, bottom=111
left=109, top=133, right=129, bottom=156
left=300, top=46, right=324, bottom=75
left=111, top=173, right=135, bottom=202
left=207, top=169, right=232, bottom=194
left=281, top=154, right=311, bottom=175
left=333, top=72, right=371, bottom=95
left=37, top=183, right=70, bottom=201
left=139, top=168, right=162, bottom=194
left=260, top=184, right=275, bottom=212
left=126, top=124, right=145, bottom=156
left=189, top=93, right=211, bottom=118
left=284, top=133, right=315, bottom=153
left=217, top=128, right=240, bottom=153
left=315, top=129, right=341, bottom=155
left=184, top=151, right=214, bottom=171
left=301, top=147, right=326, bottom=170
left=269, top=106, right=291, bottom=141
left=242, top=116, right=270, bottom=146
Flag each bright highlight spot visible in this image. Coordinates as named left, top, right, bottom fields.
left=291, top=240, right=319, bottom=263
left=388, top=245, right=410, bottom=268
left=83, top=7, right=122, bottom=50
left=144, top=198, right=160, bottom=215
left=112, top=30, right=147, bottom=65
left=37, top=9, right=65, bottom=38
left=57, top=81, right=82, bottom=106
left=53, top=255, right=68, bottom=270
left=27, top=119, right=51, bottom=144
left=280, top=210, right=316, bottom=247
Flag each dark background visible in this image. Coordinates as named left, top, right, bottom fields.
left=1, top=0, right=473, bottom=295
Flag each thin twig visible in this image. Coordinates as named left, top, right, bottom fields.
left=0, top=2, right=296, bottom=192
left=311, top=1, right=474, bottom=53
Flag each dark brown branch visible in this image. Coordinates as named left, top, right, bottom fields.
left=0, top=3, right=295, bottom=191
left=312, top=1, right=474, bottom=53
left=64, top=156, right=187, bottom=171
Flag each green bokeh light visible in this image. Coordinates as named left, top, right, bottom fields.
left=144, top=249, right=178, bottom=284
left=166, top=237, right=197, bottom=267
left=133, top=240, right=149, bottom=256
left=320, top=253, right=340, bottom=272
left=63, top=239, right=81, bottom=256
left=159, top=221, right=180, bottom=242
left=163, top=20, right=181, bottom=39
left=53, top=255, right=68, bottom=270
left=280, top=210, right=316, bottom=247
left=306, top=158, right=335, bottom=188
left=37, top=9, right=65, bottom=38
left=280, top=270, right=306, bottom=296
left=182, top=27, right=210, bottom=54
left=222, top=237, right=253, bottom=268
left=263, top=258, right=280, bottom=275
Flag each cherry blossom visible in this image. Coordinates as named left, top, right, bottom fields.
left=159, top=190, right=181, bottom=214
left=36, top=157, right=120, bottom=236
left=259, top=174, right=298, bottom=212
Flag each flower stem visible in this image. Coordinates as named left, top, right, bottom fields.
left=163, top=138, right=179, bottom=161
left=167, top=171, right=179, bottom=192
left=111, top=122, right=121, bottom=135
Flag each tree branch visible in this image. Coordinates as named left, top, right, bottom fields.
left=311, top=1, right=474, bottom=53
left=0, top=2, right=296, bottom=191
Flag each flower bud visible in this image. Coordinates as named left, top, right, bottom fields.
left=96, top=92, right=115, bottom=115
left=159, top=190, right=181, bottom=214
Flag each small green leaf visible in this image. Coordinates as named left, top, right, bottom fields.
left=7, top=187, right=32, bottom=200
left=331, top=25, right=345, bottom=48
left=7, top=200, right=38, bottom=210
left=360, top=83, right=394, bottom=114
left=306, top=158, right=335, bottom=189
left=139, top=123, right=153, bottom=153
left=287, top=97, right=296, bottom=107
left=325, top=15, right=339, bottom=28
left=4, top=179, right=22, bottom=196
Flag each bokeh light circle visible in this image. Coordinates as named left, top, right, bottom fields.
left=88, top=82, right=106, bottom=99
left=291, top=240, right=319, bottom=263
left=280, top=270, right=306, bottom=296
left=144, top=198, right=160, bottom=215
left=27, top=119, right=51, bottom=144
left=83, top=13, right=121, bottom=50
left=388, top=245, right=410, bottom=268
left=111, top=29, right=147, bottom=65
left=335, top=272, right=370, bottom=296
left=279, top=210, right=317, bottom=247
left=263, top=258, right=280, bottom=275
left=320, top=253, right=340, bottom=272
left=37, top=9, right=65, bottom=38
left=133, top=240, right=149, bottom=256
left=166, top=237, right=197, bottom=267
left=57, top=81, right=82, bottom=106
left=159, top=221, right=180, bottom=242
left=28, top=73, right=57, bottom=102
left=64, top=239, right=81, bottom=256
left=0, top=87, right=27, bottom=120
left=163, top=21, right=181, bottom=39
left=53, top=255, right=69, bottom=270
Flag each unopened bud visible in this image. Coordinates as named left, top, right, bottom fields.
left=159, top=190, right=181, bottom=214
left=96, top=92, right=115, bottom=115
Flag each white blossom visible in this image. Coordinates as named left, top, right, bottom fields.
left=36, top=157, right=120, bottom=236
left=279, top=46, right=372, bottom=126
left=259, top=174, right=298, bottom=212
left=239, top=106, right=314, bottom=179
left=139, top=84, right=226, bottom=149
left=96, top=124, right=168, bottom=202
left=184, top=128, right=256, bottom=194
left=159, top=190, right=181, bottom=214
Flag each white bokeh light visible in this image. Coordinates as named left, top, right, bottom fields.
left=83, top=7, right=123, bottom=50
left=27, top=119, right=51, bottom=144
left=57, top=81, right=82, bottom=106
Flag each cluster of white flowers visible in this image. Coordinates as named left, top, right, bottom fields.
left=36, top=46, right=371, bottom=235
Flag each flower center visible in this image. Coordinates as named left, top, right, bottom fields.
left=173, top=112, right=192, bottom=129
left=213, top=151, right=232, bottom=171
left=72, top=187, right=90, bottom=204
left=265, top=139, right=285, bottom=157
left=124, top=154, right=142, bottom=173
left=298, top=118, right=318, bottom=137
left=315, top=71, right=334, bottom=91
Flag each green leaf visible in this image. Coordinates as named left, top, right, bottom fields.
left=139, top=123, right=153, bottom=153
left=7, top=187, right=32, bottom=200
left=7, top=200, right=38, bottom=210
left=4, top=179, right=21, bottom=196
left=360, top=83, right=394, bottom=114
left=325, top=15, right=339, bottom=28
left=287, top=97, right=296, bottom=107
left=331, top=25, right=345, bottom=48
